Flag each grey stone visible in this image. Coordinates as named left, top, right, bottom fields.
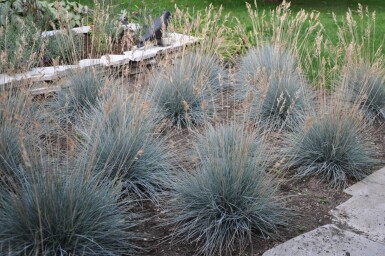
left=100, top=54, right=131, bottom=66
left=344, top=167, right=385, bottom=197
left=71, top=26, right=91, bottom=34
left=330, top=194, right=385, bottom=243
left=78, top=59, right=101, bottom=68
left=263, top=224, right=385, bottom=256
left=0, top=74, right=15, bottom=85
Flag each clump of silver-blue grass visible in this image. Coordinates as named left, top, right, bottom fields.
left=0, top=161, right=140, bottom=255
left=51, top=69, right=105, bottom=124
left=236, top=44, right=298, bottom=100
left=340, top=64, right=385, bottom=122
left=284, top=108, right=379, bottom=188
left=0, top=90, right=36, bottom=190
left=150, top=53, right=221, bottom=128
left=78, top=95, right=172, bottom=203
left=165, top=123, right=290, bottom=255
left=237, top=45, right=308, bottom=129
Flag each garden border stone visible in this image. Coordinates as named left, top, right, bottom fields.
left=263, top=167, right=385, bottom=255
left=0, top=25, right=198, bottom=92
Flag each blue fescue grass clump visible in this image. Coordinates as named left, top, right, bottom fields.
left=284, top=111, right=379, bottom=188
left=52, top=70, right=104, bottom=124
left=165, top=123, right=289, bottom=255
left=0, top=164, right=140, bottom=255
left=0, top=91, right=35, bottom=190
left=257, top=73, right=306, bottom=128
left=341, top=64, right=385, bottom=121
left=78, top=95, right=172, bottom=203
left=151, top=53, right=222, bottom=128
left=237, top=45, right=308, bottom=129
left=236, top=45, right=298, bottom=98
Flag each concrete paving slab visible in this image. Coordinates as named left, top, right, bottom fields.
left=263, top=224, right=385, bottom=256
left=344, top=167, right=385, bottom=197
left=330, top=195, right=385, bottom=243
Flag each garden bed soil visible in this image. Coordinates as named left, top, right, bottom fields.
left=131, top=106, right=385, bottom=255
left=133, top=176, right=351, bottom=256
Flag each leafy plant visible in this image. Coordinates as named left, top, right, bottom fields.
left=44, top=30, right=84, bottom=65
left=284, top=110, right=379, bottom=188
left=238, top=45, right=298, bottom=89
left=0, top=162, right=140, bottom=255
left=90, top=2, right=124, bottom=54
left=78, top=95, right=172, bottom=203
left=165, top=123, right=289, bottom=255
left=151, top=53, right=220, bottom=128
left=0, top=15, right=43, bottom=73
left=341, top=64, right=385, bottom=121
left=0, top=0, right=90, bottom=29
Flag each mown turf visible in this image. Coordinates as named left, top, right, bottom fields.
left=74, top=0, right=385, bottom=50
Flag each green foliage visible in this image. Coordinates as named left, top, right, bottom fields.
left=45, top=31, right=85, bottom=65
left=78, top=95, right=172, bottom=203
left=151, top=53, right=220, bottom=128
left=284, top=112, right=379, bottom=188
left=166, top=123, right=289, bottom=255
left=90, top=2, right=124, bottom=54
left=0, top=0, right=90, bottom=29
left=341, top=64, right=385, bottom=121
left=0, top=15, right=43, bottom=73
left=0, top=163, right=139, bottom=255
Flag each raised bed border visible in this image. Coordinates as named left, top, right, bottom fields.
left=0, top=24, right=199, bottom=93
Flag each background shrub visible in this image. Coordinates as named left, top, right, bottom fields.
left=45, top=31, right=85, bottom=65
left=151, top=53, right=221, bottom=128
left=0, top=163, right=139, bottom=255
left=165, top=123, right=289, bottom=255
left=0, top=15, right=43, bottom=73
left=236, top=45, right=308, bottom=129
left=284, top=110, right=379, bottom=188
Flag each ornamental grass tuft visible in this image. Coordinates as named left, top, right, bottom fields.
left=284, top=109, right=379, bottom=188
left=151, top=53, right=222, bottom=128
left=52, top=69, right=105, bottom=124
left=165, top=123, right=289, bottom=255
left=237, top=45, right=308, bottom=129
left=341, top=64, right=385, bottom=121
left=0, top=162, right=140, bottom=255
left=78, top=95, right=172, bottom=203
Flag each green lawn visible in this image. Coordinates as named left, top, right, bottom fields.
left=75, top=0, right=385, bottom=51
